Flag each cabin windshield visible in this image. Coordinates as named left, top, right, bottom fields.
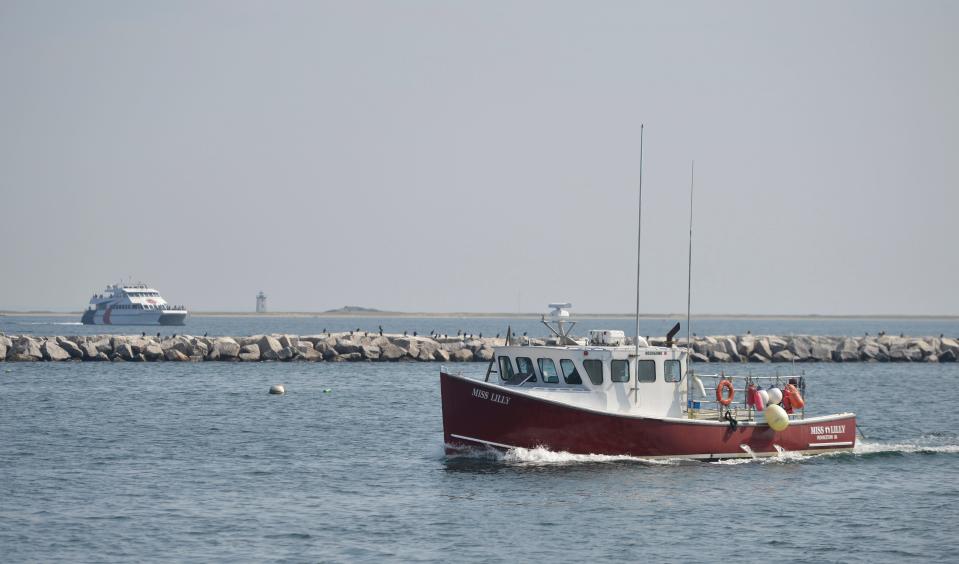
left=560, top=359, right=582, bottom=384
left=582, top=359, right=603, bottom=385
left=498, top=357, right=514, bottom=382
left=665, top=360, right=682, bottom=382
left=611, top=360, right=630, bottom=382
left=637, top=360, right=656, bottom=382
left=538, top=358, right=559, bottom=383
left=516, top=357, right=537, bottom=382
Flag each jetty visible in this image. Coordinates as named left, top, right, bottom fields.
left=0, top=333, right=956, bottom=363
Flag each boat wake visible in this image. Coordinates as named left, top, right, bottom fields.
left=853, top=438, right=959, bottom=456
left=443, top=436, right=959, bottom=467
left=444, top=443, right=678, bottom=465
left=503, top=446, right=678, bottom=466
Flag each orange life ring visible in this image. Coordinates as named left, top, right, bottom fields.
left=785, top=384, right=805, bottom=408
left=716, top=380, right=735, bottom=406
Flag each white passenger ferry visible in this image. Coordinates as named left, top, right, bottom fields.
left=81, top=283, right=188, bottom=326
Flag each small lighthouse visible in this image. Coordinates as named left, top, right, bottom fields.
left=256, top=291, right=267, bottom=313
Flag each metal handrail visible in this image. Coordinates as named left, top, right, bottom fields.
left=687, top=369, right=807, bottom=422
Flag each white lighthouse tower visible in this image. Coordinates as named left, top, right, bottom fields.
left=256, top=291, right=267, bottom=313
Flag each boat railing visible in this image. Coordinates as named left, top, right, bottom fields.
left=686, top=369, right=806, bottom=422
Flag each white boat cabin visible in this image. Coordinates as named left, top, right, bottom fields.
left=490, top=340, right=689, bottom=419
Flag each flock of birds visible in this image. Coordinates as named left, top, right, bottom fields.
left=137, top=327, right=533, bottom=340
left=138, top=328, right=945, bottom=341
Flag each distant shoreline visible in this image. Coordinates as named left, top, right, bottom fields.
left=2, top=311, right=957, bottom=321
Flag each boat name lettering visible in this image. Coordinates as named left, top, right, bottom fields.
left=644, top=351, right=665, bottom=356
left=809, top=425, right=845, bottom=437
left=472, top=387, right=510, bottom=406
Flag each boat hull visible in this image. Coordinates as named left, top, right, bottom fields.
left=81, top=309, right=188, bottom=326
left=440, top=372, right=856, bottom=459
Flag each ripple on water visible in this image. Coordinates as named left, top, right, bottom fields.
left=1, top=361, right=958, bottom=562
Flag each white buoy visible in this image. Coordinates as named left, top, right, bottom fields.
left=767, top=387, right=783, bottom=405
left=758, top=389, right=769, bottom=407
left=764, top=404, right=790, bottom=431
left=269, top=384, right=285, bottom=395
left=693, top=374, right=707, bottom=398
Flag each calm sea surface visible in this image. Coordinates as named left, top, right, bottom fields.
left=2, top=314, right=958, bottom=339
left=1, top=357, right=957, bottom=562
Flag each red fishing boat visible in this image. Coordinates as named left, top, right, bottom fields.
left=442, top=134, right=856, bottom=459
left=440, top=305, right=857, bottom=460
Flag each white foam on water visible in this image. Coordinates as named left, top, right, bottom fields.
left=502, top=446, right=678, bottom=466
left=854, top=440, right=959, bottom=456
left=443, top=437, right=959, bottom=466
left=443, top=442, right=678, bottom=465
left=713, top=447, right=810, bottom=465
left=442, top=443, right=507, bottom=461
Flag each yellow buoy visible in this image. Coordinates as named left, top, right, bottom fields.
left=764, top=404, right=789, bottom=431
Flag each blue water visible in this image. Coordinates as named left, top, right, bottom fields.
left=2, top=314, right=958, bottom=339
left=1, top=360, right=957, bottom=562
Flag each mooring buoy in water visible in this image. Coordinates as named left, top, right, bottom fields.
left=269, top=384, right=285, bottom=395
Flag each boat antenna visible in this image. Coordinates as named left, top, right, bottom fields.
left=685, top=160, right=695, bottom=364
left=634, top=123, right=644, bottom=356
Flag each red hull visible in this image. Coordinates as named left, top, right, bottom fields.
left=440, top=372, right=856, bottom=459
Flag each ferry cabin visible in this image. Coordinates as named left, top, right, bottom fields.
left=82, top=283, right=188, bottom=325
left=491, top=341, right=688, bottom=419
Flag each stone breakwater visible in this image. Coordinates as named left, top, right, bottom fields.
left=0, top=333, right=957, bottom=363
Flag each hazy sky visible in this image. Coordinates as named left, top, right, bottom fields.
left=1, top=1, right=956, bottom=314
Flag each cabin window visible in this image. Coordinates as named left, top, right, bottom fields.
left=538, top=358, right=559, bottom=383
left=499, top=356, right=515, bottom=381
left=637, top=360, right=656, bottom=383
left=560, top=359, right=582, bottom=385
left=516, top=357, right=537, bottom=382
left=582, top=359, right=604, bottom=385
left=611, top=359, right=629, bottom=383
left=664, top=360, right=682, bottom=382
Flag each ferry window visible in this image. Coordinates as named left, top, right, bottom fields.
left=516, top=357, right=537, bottom=382
left=582, top=359, right=604, bottom=385
left=637, top=360, right=656, bottom=383
left=560, top=359, right=583, bottom=385
left=664, top=360, right=682, bottom=382
left=538, top=358, right=559, bottom=383
left=611, top=360, right=629, bottom=383
left=499, top=356, right=515, bottom=381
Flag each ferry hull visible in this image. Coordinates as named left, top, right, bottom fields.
left=440, top=372, right=856, bottom=459
left=81, top=310, right=188, bottom=326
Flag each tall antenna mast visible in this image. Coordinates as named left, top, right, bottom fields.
left=686, top=160, right=695, bottom=360
left=634, top=124, right=644, bottom=355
